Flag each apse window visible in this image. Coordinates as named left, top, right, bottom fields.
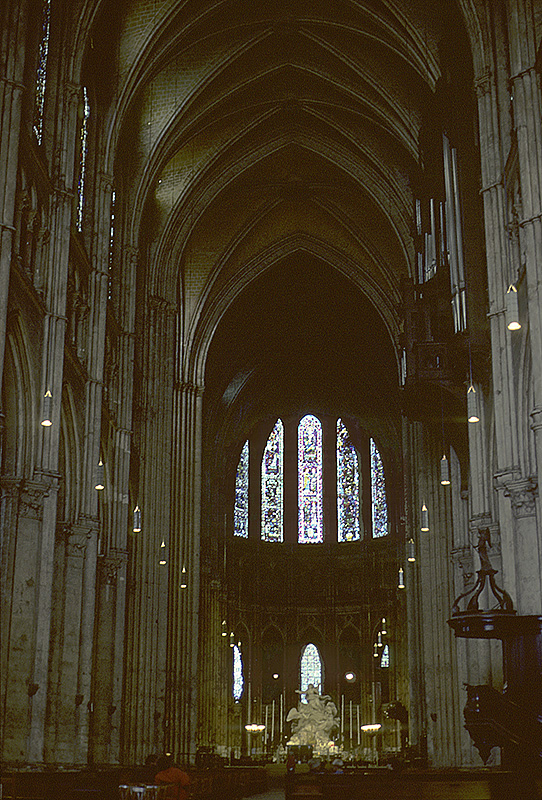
left=261, top=419, right=284, bottom=542
left=370, top=438, right=388, bottom=538
left=298, top=415, right=323, bottom=544
left=234, top=440, right=249, bottom=538
left=233, top=417, right=388, bottom=541
left=337, top=418, right=360, bottom=542
left=300, top=643, right=322, bottom=697
left=233, top=644, right=244, bottom=701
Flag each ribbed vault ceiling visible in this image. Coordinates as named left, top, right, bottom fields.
left=88, top=0, right=474, bottom=444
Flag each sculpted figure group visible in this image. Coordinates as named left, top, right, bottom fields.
left=286, top=684, right=340, bottom=753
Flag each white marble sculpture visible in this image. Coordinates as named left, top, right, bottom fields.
left=286, top=684, right=339, bottom=755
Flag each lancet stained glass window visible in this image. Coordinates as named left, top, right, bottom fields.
left=300, top=643, right=322, bottom=698
left=380, top=644, right=390, bottom=669
left=233, top=644, right=244, bottom=700
left=370, top=438, right=388, bottom=537
left=298, top=415, right=323, bottom=543
left=108, top=189, right=116, bottom=299
left=336, top=419, right=360, bottom=542
left=261, top=420, right=283, bottom=542
left=234, top=440, right=249, bottom=538
left=33, top=0, right=51, bottom=144
left=76, top=87, right=90, bottom=232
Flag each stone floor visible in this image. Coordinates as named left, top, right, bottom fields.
left=241, top=764, right=542, bottom=800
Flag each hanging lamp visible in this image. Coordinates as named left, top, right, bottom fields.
left=440, top=454, right=450, bottom=485
left=421, top=504, right=429, bottom=531
left=41, top=390, right=53, bottom=426
left=467, top=385, right=480, bottom=423
left=407, top=538, right=416, bottom=562
left=505, top=284, right=521, bottom=330
left=95, top=460, right=105, bottom=490
left=398, top=567, right=405, bottom=589
left=133, top=505, right=141, bottom=532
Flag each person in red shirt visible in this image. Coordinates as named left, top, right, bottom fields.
left=154, top=755, right=190, bottom=800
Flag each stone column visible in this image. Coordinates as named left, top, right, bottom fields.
left=91, top=552, right=127, bottom=764
left=1, top=477, right=59, bottom=763
left=122, top=296, right=174, bottom=763
left=49, top=522, right=94, bottom=763
left=405, top=419, right=464, bottom=767
left=0, top=1, right=28, bottom=397
left=197, top=578, right=223, bottom=748
left=502, top=478, right=540, bottom=613
left=507, top=4, right=542, bottom=614
left=75, top=517, right=99, bottom=763
left=166, top=378, right=203, bottom=762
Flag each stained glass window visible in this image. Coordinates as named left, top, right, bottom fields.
left=370, top=438, right=388, bottom=537
left=336, top=419, right=360, bottom=542
left=261, top=419, right=283, bottom=542
left=33, top=0, right=51, bottom=144
left=76, top=87, right=90, bottom=232
left=233, top=644, right=244, bottom=701
left=234, top=440, right=249, bottom=538
left=108, top=189, right=116, bottom=299
left=380, top=644, right=390, bottom=669
left=298, top=415, right=323, bottom=543
left=300, top=643, right=322, bottom=698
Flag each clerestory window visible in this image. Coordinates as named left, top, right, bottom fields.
left=300, top=643, right=323, bottom=696
left=233, top=415, right=388, bottom=542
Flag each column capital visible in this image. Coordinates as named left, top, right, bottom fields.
left=176, top=381, right=204, bottom=397
left=0, top=476, right=23, bottom=496
left=97, top=172, right=115, bottom=194
left=59, top=520, right=96, bottom=557
left=530, top=407, right=542, bottom=431
left=98, top=550, right=128, bottom=585
left=149, top=295, right=175, bottom=315
left=474, top=71, right=492, bottom=98
left=502, top=478, right=538, bottom=518
left=18, top=478, right=57, bottom=520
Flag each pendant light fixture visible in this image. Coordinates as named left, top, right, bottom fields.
left=421, top=504, right=429, bottom=531
left=159, top=539, right=167, bottom=565
left=439, top=387, right=451, bottom=486
left=95, top=460, right=105, bottom=490
left=440, top=454, right=450, bottom=485
left=133, top=505, right=141, bottom=532
left=381, top=617, right=387, bottom=635
left=41, top=390, right=53, bottom=426
left=407, top=538, right=416, bottom=562
left=467, top=384, right=480, bottom=423
left=505, top=284, right=521, bottom=330
left=221, top=620, right=228, bottom=637
left=180, top=565, right=187, bottom=588
left=398, top=567, right=405, bottom=589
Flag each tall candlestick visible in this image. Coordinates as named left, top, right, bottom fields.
left=357, top=704, right=360, bottom=745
